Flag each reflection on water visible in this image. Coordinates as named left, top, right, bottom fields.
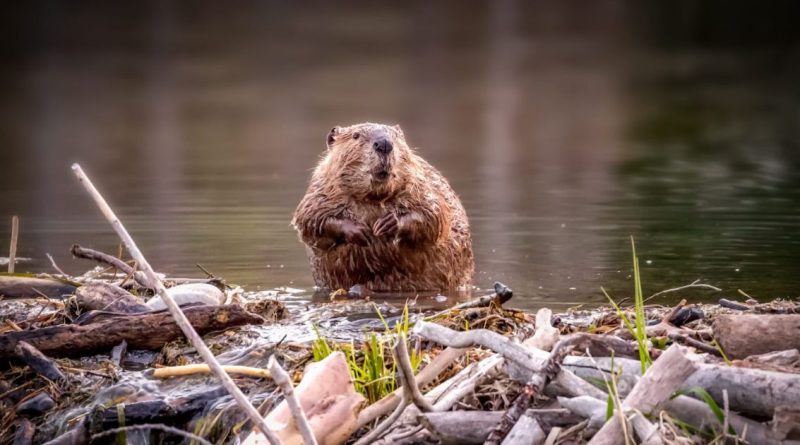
left=1, top=1, right=799, bottom=309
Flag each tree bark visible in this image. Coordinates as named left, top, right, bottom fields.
left=713, top=314, right=800, bottom=359
left=0, top=305, right=264, bottom=358
left=74, top=282, right=148, bottom=313
left=0, top=275, right=77, bottom=299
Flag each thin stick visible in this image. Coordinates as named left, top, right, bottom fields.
left=644, top=279, right=721, bottom=303
left=91, top=424, right=213, bottom=445
left=394, top=333, right=434, bottom=412
left=45, top=253, right=68, bottom=276
left=9, top=215, right=19, bottom=273
left=71, top=164, right=280, bottom=445
left=267, top=355, right=317, bottom=445
left=152, top=364, right=272, bottom=379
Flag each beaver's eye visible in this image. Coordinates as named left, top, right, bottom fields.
left=352, top=132, right=360, bottom=140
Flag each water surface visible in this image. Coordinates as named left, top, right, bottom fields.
left=1, top=2, right=799, bottom=309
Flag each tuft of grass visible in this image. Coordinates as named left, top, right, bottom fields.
left=602, top=236, right=652, bottom=373
left=312, top=302, right=419, bottom=404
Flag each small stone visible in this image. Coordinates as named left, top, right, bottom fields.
left=16, top=393, right=55, bottom=417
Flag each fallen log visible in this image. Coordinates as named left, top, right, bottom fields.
left=0, top=305, right=264, bottom=358
left=73, top=282, right=148, bottom=313
left=564, top=355, right=800, bottom=418
left=713, top=314, right=800, bottom=359
left=0, top=275, right=77, bottom=299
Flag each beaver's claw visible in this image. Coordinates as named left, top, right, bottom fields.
left=373, top=213, right=400, bottom=237
left=339, top=220, right=370, bottom=245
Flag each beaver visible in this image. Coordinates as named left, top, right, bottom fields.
left=292, top=122, right=474, bottom=292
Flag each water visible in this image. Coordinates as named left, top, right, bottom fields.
left=1, top=2, right=799, bottom=310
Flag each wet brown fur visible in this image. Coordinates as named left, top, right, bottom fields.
left=293, top=123, right=474, bottom=291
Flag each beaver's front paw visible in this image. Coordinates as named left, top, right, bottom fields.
left=373, top=213, right=400, bottom=238
left=339, top=220, right=370, bottom=246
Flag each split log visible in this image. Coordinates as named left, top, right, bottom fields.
left=588, top=344, right=698, bottom=445
left=0, top=275, right=77, bottom=299
left=564, top=355, right=800, bottom=418
left=74, top=282, right=148, bottom=313
left=713, top=314, right=800, bottom=359
left=0, top=305, right=264, bottom=358
left=14, top=341, right=65, bottom=382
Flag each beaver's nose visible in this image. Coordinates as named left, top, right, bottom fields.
left=373, top=138, right=393, bottom=155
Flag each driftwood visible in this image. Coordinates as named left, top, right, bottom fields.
left=418, top=411, right=502, bottom=445
left=267, top=355, right=318, bottom=445
left=588, top=344, right=698, bottom=445
left=0, top=275, right=77, bottom=299
left=8, top=216, right=19, bottom=274
left=13, top=341, right=65, bottom=382
left=0, top=305, right=263, bottom=358
left=151, top=364, right=271, bottom=379
left=246, top=352, right=365, bottom=445
left=713, top=314, right=800, bottom=359
left=414, top=321, right=606, bottom=400
left=72, top=164, right=280, bottom=445
left=663, top=395, right=800, bottom=445
left=486, top=314, right=585, bottom=445
left=74, top=282, right=148, bottom=313
left=70, top=243, right=151, bottom=288
left=565, top=355, right=800, bottom=417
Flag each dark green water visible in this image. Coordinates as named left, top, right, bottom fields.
left=1, top=1, right=799, bottom=309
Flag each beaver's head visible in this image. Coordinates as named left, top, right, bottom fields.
left=321, top=122, right=414, bottom=200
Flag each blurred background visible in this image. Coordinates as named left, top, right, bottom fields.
left=1, top=1, right=799, bottom=309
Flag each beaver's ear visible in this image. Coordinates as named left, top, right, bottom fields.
left=392, top=124, right=404, bottom=137
left=326, top=126, right=340, bottom=149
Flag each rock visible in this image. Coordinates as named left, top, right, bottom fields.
left=145, top=283, right=225, bottom=310
left=16, top=393, right=55, bottom=416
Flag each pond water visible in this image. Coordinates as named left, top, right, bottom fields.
left=1, top=2, right=799, bottom=310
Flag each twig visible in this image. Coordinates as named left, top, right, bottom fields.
left=45, top=253, right=68, bottom=277
left=485, top=336, right=583, bottom=445
left=8, top=215, right=19, bottom=273
left=667, top=332, right=721, bottom=356
left=90, top=424, right=213, bottom=445
left=395, top=333, right=434, bottom=412
left=196, top=263, right=215, bottom=278
left=70, top=244, right=150, bottom=288
left=71, top=164, right=280, bottom=445
left=644, top=279, right=721, bottom=303
left=267, top=355, right=317, bottom=445
left=354, top=392, right=408, bottom=445
left=152, top=364, right=271, bottom=379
